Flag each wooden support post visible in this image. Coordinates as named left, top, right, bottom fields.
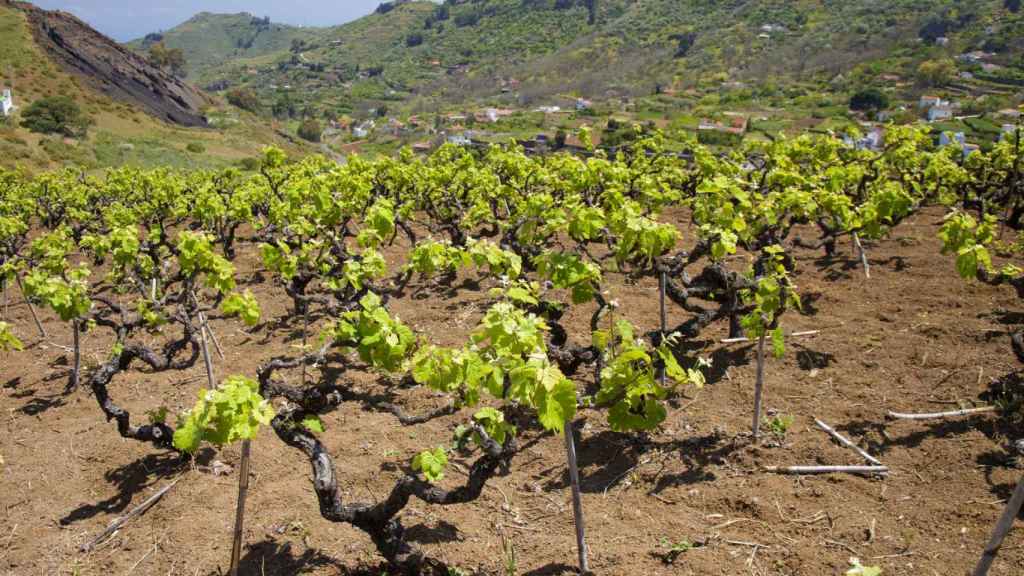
left=973, top=471, right=1024, bottom=575
left=229, top=439, right=252, bottom=576
left=853, top=232, right=870, bottom=279
left=658, top=271, right=667, bottom=386
left=70, top=319, right=81, bottom=390
left=203, top=315, right=225, bottom=361
left=752, top=331, right=766, bottom=439
left=15, top=274, right=46, bottom=339
left=301, top=307, right=309, bottom=388
left=564, top=420, right=589, bottom=574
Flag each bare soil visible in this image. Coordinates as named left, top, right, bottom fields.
left=2, top=206, right=1023, bottom=576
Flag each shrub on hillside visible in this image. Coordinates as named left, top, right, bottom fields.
left=916, top=59, right=956, bottom=87
left=298, top=118, right=322, bottom=143
left=20, top=96, right=93, bottom=137
left=849, top=88, right=889, bottom=112
left=226, top=88, right=260, bottom=113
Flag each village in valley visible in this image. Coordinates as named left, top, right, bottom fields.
left=254, top=37, right=1024, bottom=162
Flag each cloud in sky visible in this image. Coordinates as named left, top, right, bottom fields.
left=29, top=0, right=392, bottom=41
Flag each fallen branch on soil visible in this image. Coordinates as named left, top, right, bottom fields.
left=814, top=418, right=883, bottom=466
left=80, top=476, right=182, bottom=552
left=720, top=330, right=820, bottom=344
left=763, top=465, right=888, bottom=476
left=886, top=406, right=997, bottom=420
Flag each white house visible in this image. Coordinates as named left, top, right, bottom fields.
left=575, top=98, right=592, bottom=111
left=352, top=120, right=375, bottom=139
left=939, top=132, right=966, bottom=147
left=919, top=95, right=947, bottom=109
left=447, top=132, right=472, bottom=146
left=940, top=132, right=980, bottom=157
left=928, top=105, right=954, bottom=122
left=860, top=127, right=886, bottom=151
left=1, top=89, right=14, bottom=117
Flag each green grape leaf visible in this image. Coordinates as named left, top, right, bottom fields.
left=534, top=373, right=577, bottom=433
left=172, top=375, right=275, bottom=453
left=473, top=407, right=515, bottom=445
left=411, top=446, right=448, bottom=483
left=770, top=326, right=785, bottom=359
left=301, top=415, right=325, bottom=433
left=221, top=290, right=262, bottom=327
left=0, top=322, right=24, bottom=352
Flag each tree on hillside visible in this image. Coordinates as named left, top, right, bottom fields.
left=226, top=88, right=260, bottom=113
left=298, top=118, right=322, bottom=143
left=272, top=94, right=297, bottom=119
left=849, top=88, right=889, bottom=112
left=918, top=17, right=951, bottom=44
left=20, top=96, right=93, bottom=137
left=148, top=42, right=186, bottom=77
left=671, top=31, right=697, bottom=58
left=916, top=59, right=956, bottom=87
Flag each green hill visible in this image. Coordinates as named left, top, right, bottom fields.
left=157, top=0, right=1022, bottom=115
left=0, top=1, right=310, bottom=173
left=126, top=12, right=323, bottom=82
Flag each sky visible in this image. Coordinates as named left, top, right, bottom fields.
left=30, top=0, right=391, bottom=41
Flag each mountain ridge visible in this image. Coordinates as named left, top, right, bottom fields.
left=5, top=0, right=210, bottom=126
left=146, top=0, right=1024, bottom=116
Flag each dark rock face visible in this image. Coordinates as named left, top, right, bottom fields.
left=11, top=1, right=210, bottom=127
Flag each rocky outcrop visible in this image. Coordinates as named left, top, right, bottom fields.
left=9, top=1, right=210, bottom=127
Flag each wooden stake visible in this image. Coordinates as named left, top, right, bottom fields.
left=972, top=472, right=1024, bottom=576
left=764, top=465, right=888, bottom=476
left=658, top=271, right=667, bottom=386
left=564, top=420, right=589, bottom=574
left=197, top=312, right=216, bottom=388
left=752, top=332, right=766, bottom=439
left=15, top=274, right=46, bottom=339
left=196, top=301, right=252, bottom=576
left=301, top=307, right=309, bottom=388
left=886, top=406, right=997, bottom=420
left=70, top=319, right=81, bottom=390
left=815, top=418, right=882, bottom=466
left=201, top=313, right=225, bottom=361
left=853, top=233, right=870, bottom=279
left=229, top=439, right=252, bottom=576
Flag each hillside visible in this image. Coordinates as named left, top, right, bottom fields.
left=0, top=1, right=311, bottom=172
left=13, top=0, right=210, bottom=126
left=170, top=0, right=1023, bottom=117
left=125, top=12, right=322, bottom=83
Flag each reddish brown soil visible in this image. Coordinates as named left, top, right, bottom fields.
left=2, top=206, right=1024, bottom=576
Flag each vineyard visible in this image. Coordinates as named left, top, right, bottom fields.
left=1, top=126, right=1023, bottom=575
